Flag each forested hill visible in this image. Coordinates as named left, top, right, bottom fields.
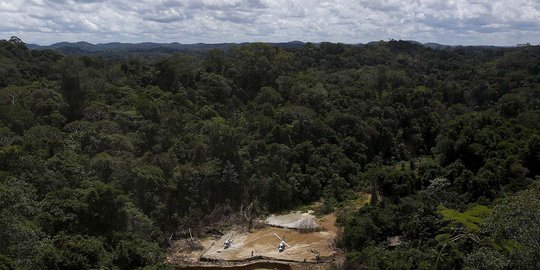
left=26, top=41, right=307, bottom=59
left=1, top=36, right=539, bottom=269
left=25, top=40, right=464, bottom=59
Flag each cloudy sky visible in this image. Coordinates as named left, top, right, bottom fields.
left=1, top=0, right=539, bottom=46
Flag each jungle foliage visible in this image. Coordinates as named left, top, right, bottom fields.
left=1, top=37, right=539, bottom=269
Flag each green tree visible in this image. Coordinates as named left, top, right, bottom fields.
left=485, top=187, right=540, bottom=269
left=58, top=56, right=85, bottom=120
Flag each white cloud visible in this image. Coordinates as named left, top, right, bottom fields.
left=0, top=0, right=538, bottom=45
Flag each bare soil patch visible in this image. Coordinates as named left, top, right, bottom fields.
left=200, top=213, right=338, bottom=263
left=264, top=212, right=319, bottom=230
left=167, top=238, right=218, bottom=265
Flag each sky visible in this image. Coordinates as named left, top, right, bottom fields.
left=1, top=0, right=539, bottom=46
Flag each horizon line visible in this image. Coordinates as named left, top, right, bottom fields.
left=17, top=39, right=529, bottom=48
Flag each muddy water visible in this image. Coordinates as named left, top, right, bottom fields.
left=176, top=261, right=291, bottom=270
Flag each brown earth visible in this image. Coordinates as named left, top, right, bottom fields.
left=174, top=260, right=340, bottom=270
left=200, top=213, right=338, bottom=263
left=167, top=199, right=364, bottom=270
left=167, top=238, right=218, bottom=265
left=264, top=212, right=319, bottom=230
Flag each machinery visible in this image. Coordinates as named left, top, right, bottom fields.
left=273, top=233, right=291, bottom=252
left=223, top=238, right=232, bottom=249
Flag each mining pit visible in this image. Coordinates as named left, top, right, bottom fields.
left=168, top=212, right=340, bottom=269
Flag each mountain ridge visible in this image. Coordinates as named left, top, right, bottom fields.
left=24, top=40, right=513, bottom=59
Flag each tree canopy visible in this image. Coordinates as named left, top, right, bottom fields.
left=1, top=38, right=539, bottom=269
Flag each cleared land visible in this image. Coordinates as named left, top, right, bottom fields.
left=202, top=213, right=337, bottom=263
left=264, top=211, right=319, bottom=230
left=167, top=193, right=372, bottom=268
left=168, top=213, right=339, bottom=266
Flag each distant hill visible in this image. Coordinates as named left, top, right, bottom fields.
left=422, top=42, right=452, bottom=49
left=25, top=41, right=308, bottom=59
left=25, top=40, right=510, bottom=59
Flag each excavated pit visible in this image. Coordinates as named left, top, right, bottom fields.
left=169, top=213, right=339, bottom=267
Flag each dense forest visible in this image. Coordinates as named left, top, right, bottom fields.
left=1, top=36, right=539, bottom=269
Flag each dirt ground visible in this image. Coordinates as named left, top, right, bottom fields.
left=200, top=213, right=338, bottom=263
left=167, top=238, right=218, bottom=265
left=166, top=198, right=367, bottom=270
left=264, top=211, right=319, bottom=230
left=167, top=193, right=373, bottom=269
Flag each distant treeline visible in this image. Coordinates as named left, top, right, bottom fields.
left=25, top=39, right=484, bottom=59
